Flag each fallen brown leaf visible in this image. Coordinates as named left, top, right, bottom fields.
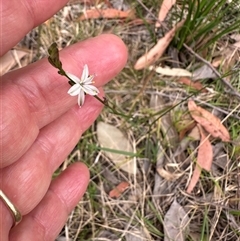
left=211, top=57, right=222, bottom=68
left=156, top=0, right=176, bottom=28
left=186, top=165, right=201, bottom=194
left=186, top=125, right=213, bottom=193
left=109, top=182, right=130, bottom=198
left=177, top=77, right=207, bottom=93
left=157, top=167, right=182, bottom=181
left=188, top=100, right=230, bottom=142
left=79, top=8, right=135, bottom=20
left=196, top=124, right=213, bottom=171
left=134, top=19, right=185, bottom=70
left=179, top=122, right=196, bottom=141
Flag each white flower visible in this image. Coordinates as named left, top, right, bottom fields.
left=66, top=64, right=99, bottom=107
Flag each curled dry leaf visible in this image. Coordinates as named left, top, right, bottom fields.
left=97, top=122, right=137, bottom=174
left=109, top=181, right=130, bottom=198
left=157, top=167, right=182, bottom=181
left=149, top=65, right=192, bottom=77
left=211, top=57, right=222, bottom=68
left=188, top=100, right=230, bottom=142
left=134, top=19, right=185, bottom=70
left=156, top=0, right=177, bottom=28
left=186, top=124, right=213, bottom=193
left=79, top=8, right=135, bottom=20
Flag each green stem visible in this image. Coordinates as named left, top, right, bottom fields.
left=94, top=95, right=131, bottom=119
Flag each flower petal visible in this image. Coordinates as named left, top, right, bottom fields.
left=67, top=84, right=81, bottom=96
left=83, top=75, right=95, bottom=85
left=83, top=85, right=99, bottom=95
left=66, top=72, right=80, bottom=84
left=78, top=89, right=85, bottom=107
left=81, top=64, right=89, bottom=82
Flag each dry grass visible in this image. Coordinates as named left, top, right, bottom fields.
left=15, top=0, right=240, bottom=240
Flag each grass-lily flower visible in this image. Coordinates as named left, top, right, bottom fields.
left=66, top=64, right=99, bottom=107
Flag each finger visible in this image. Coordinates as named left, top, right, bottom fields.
left=9, top=162, right=89, bottom=241
left=1, top=0, right=68, bottom=56
left=1, top=34, right=128, bottom=167
left=0, top=89, right=102, bottom=228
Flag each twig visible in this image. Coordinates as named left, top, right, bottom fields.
left=183, top=45, right=240, bottom=99
left=136, top=0, right=240, bottom=99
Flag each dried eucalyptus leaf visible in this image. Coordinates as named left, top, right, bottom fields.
left=164, top=200, right=189, bottom=241
left=97, top=122, right=137, bottom=174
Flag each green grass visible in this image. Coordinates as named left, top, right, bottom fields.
left=175, top=0, right=240, bottom=51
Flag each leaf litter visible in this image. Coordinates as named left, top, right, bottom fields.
left=155, top=0, right=176, bottom=28
left=186, top=124, right=213, bottom=193
left=188, top=99, right=230, bottom=142
left=163, top=200, right=190, bottom=241
left=134, top=19, right=185, bottom=70
left=79, top=8, right=135, bottom=20
left=109, top=181, right=130, bottom=198
left=17, top=0, right=240, bottom=240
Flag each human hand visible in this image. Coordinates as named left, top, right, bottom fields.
left=0, top=1, right=127, bottom=240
